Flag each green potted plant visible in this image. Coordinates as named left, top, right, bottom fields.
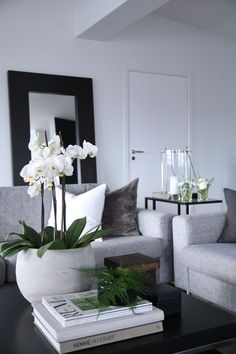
left=82, top=266, right=146, bottom=307
left=0, top=131, right=111, bottom=303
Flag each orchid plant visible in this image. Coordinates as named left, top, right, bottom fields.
left=0, top=131, right=110, bottom=259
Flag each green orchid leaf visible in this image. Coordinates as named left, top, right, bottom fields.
left=19, top=220, right=41, bottom=247
left=0, top=242, right=12, bottom=253
left=1, top=240, right=34, bottom=258
left=37, top=239, right=66, bottom=258
left=65, top=217, right=87, bottom=248
left=73, top=228, right=112, bottom=248
left=2, top=245, right=31, bottom=259
left=41, top=226, right=54, bottom=244
left=6, top=232, right=25, bottom=240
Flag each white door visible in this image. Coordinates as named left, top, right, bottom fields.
left=128, top=70, right=190, bottom=208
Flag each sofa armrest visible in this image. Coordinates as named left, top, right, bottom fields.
left=137, top=209, right=175, bottom=283
left=173, top=212, right=226, bottom=247
left=173, top=212, right=226, bottom=290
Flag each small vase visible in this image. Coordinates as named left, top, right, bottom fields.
left=16, top=246, right=95, bottom=304
left=179, top=184, right=193, bottom=202
left=198, top=187, right=209, bottom=201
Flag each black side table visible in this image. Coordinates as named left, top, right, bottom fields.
left=145, top=197, right=222, bottom=215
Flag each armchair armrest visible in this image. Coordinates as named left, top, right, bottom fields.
left=137, top=209, right=175, bottom=283
left=173, top=212, right=226, bottom=290
left=173, top=212, right=226, bottom=247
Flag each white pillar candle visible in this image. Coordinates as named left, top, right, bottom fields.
left=169, top=176, right=179, bottom=195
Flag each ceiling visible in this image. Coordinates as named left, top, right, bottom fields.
left=155, top=0, right=236, bottom=41
left=75, top=0, right=236, bottom=41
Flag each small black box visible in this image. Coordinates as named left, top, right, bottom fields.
left=141, top=284, right=181, bottom=317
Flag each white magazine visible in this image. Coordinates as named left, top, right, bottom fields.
left=42, top=290, right=153, bottom=326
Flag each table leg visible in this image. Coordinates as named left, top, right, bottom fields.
left=145, top=198, right=148, bottom=209
left=178, top=204, right=181, bottom=215
left=153, top=200, right=156, bottom=210
left=186, top=204, right=189, bottom=215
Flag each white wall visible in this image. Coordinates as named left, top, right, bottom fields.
left=1, top=0, right=236, bottom=209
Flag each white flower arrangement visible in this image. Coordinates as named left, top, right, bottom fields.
left=194, top=177, right=214, bottom=201
left=0, top=131, right=110, bottom=259
left=20, top=131, right=97, bottom=197
left=178, top=180, right=194, bottom=189
left=194, top=177, right=214, bottom=191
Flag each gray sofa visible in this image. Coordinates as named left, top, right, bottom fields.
left=0, top=185, right=174, bottom=286
left=173, top=212, right=236, bottom=313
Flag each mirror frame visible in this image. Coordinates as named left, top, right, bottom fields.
left=8, top=70, right=97, bottom=185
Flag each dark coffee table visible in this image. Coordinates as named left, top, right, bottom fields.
left=0, top=284, right=236, bottom=354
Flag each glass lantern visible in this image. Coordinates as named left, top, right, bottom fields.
left=161, top=148, right=193, bottom=200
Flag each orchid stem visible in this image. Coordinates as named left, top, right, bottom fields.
left=45, top=131, right=48, bottom=147
left=61, top=176, right=66, bottom=241
left=41, top=184, right=45, bottom=244
left=52, top=183, right=57, bottom=240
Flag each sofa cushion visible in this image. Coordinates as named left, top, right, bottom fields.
left=102, top=178, right=140, bottom=236
left=218, top=188, right=236, bottom=243
left=91, top=235, right=162, bottom=268
left=48, top=184, right=106, bottom=235
left=182, top=243, right=236, bottom=285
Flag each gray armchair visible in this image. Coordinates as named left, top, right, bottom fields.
left=173, top=212, right=236, bottom=313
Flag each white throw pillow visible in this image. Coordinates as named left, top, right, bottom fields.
left=47, top=184, right=106, bottom=239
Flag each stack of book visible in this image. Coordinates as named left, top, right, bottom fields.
left=32, top=289, right=164, bottom=353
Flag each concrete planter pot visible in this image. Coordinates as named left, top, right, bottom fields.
left=16, top=246, right=95, bottom=304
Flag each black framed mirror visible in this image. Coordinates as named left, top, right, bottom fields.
left=8, top=70, right=97, bottom=185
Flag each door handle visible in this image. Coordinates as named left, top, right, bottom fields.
left=132, top=150, right=144, bottom=154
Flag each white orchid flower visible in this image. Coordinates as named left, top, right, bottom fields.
left=20, top=164, right=36, bottom=185
left=62, top=156, right=74, bottom=176
left=20, top=159, right=47, bottom=184
left=29, top=158, right=49, bottom=180
left=43, top=157, right=60, bottom=179
left=65, top=145, right=86, bottom=159
left=51, top=155, right=74, bottom=177
left=198, top=181, right=208, bottom=190
left=28, top=131, right=42, bottom=158
left=27, top=181, right=41, bottom=198
left=83, top=140, right=98, bottom=158
left=42, top=135, right=61, bottom=158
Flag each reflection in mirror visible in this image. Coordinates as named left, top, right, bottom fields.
left=29, top=93, right=78, bottom=183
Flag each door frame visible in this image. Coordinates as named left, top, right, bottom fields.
left=123, top=65, right=192, bottom=184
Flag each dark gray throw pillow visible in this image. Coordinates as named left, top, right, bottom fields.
left=218, top=188, right=236, bottom=243
left=102, top=178, right=140, bottom=236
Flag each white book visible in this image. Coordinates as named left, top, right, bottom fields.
left=34, top=315, right=163, bottom=354
left=33, top=302, right=164, bottom=342
left=42, top=289, right=153, bottom=327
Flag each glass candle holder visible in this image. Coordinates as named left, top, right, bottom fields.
left=161, top=148, right=193, bottom=197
